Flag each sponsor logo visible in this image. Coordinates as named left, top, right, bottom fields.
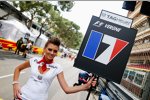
left=93, top=21, right=104, bottom=27
left=100, top=10, right=132, bottom=28
left=48, top=64, right=57, bottom=69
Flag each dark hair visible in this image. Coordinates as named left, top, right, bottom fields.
left=44, top=37, right=61, bottom=48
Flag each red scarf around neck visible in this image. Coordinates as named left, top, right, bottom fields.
left=37, top=56, right=53, bottom=72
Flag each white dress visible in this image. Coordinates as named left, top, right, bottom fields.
left=21, top=57, right=63, bottom=100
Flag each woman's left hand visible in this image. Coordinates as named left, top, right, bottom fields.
left=83, top=76, right=95, bottom=90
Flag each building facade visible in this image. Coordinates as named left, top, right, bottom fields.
left=121, top=1, right=150, bottom=100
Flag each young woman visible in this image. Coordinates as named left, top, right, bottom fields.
left=13, top=37, right=94, bottom=100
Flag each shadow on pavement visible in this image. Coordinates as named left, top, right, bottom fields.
left=0, top=49, right=29, bottom=61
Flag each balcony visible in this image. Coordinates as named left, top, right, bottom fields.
left=132, top=15, right=148, bottom=27
left=131, top=42, right=150, bottom=53
left=135, top=28, right=150, bottom=40
left=127, top=64, right=150, bottom=72
left=137, top=23, right=150, bottom=33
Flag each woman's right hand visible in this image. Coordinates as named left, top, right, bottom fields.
left=13, top=83, right=22, bottom=99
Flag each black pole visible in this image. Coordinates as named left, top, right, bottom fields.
left=86, top=84, right=93, bottom=100
left=86, top=75, right=99, bottom=100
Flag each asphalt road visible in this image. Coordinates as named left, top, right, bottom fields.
left=0, top=50, right=92, bottom=100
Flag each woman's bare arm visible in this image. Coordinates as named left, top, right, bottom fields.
left=13, top=60, right=30, bottom=81
left=13, top=60, right=30, bottom=99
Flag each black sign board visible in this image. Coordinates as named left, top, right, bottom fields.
left=74, top=16, right=137, bottom=83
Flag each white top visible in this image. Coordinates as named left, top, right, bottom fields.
left=26, top=42, right=32, bottom=49
left=21, top=57, right=63, bottom=100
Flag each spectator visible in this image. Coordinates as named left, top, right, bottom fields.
left=15, top=37, right=23, bottom=55
left=73, top=70, right=92, bottom=86
left=22, top=40, right=32, bottom=58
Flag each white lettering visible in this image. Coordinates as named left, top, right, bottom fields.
left=106, top=15, right=130, bottom=26
left=93, top=21, right=104, bottom=27
left=105, top=24, right=121, bottom=32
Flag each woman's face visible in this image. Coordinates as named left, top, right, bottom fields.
left=44, top=43, right=59, bottom=61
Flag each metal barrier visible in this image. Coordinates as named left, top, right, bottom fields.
left=97, top=78, right=134, bottom=100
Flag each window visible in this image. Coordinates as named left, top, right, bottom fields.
left=145, top=60, right=150, bottom=65
left=32, top=24, right=37, bottom=29
left=123, top=70, right=129, bottom=79
left=32, top=24, right=40, bottom=31
left=134, top=73, right=144, bottom=85
left=128, top=71, right=135, bottom=82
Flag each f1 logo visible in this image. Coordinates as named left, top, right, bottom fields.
left=82, top=30, right=129, bottom=65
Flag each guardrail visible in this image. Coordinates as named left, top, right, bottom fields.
left=95, top=78, right=138, bottom=100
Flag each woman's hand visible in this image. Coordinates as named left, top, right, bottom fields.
left=83, top=76, right=95, bottom=90
left=13, top=83, right=22, bottom=99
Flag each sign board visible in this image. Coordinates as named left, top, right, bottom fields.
left=74, top=15, right=137, bottom=83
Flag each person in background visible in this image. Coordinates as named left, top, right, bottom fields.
left=22, top=40, right=32, bottom=58
left=27, top=40, right=33, bottom=54
left=73, top=70, right=92, bottom=86
left=13, top=37, right=94, bottom=100
left=15, top=37, right=23, bottom=55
